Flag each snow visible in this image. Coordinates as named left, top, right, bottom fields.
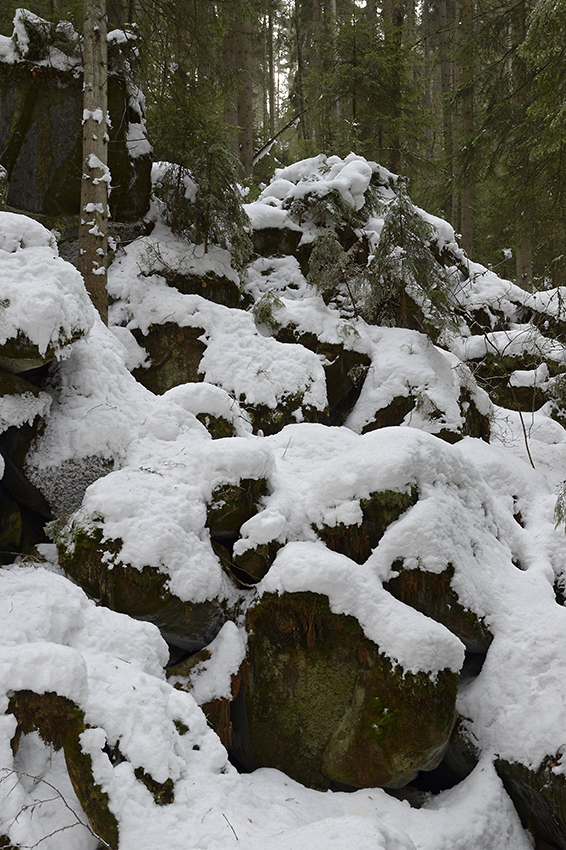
left=0, top=213, right=95, bottom=357
left=5, top=152, right=566, bottom=850
left=259, top=540, right=465, bottom=675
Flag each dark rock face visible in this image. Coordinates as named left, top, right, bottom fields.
left=315, top=488, right=418, bottom=565
left=56, top=527, right=227, bottom=651
left=0, top=63, right=150, bottom=221
left=237, top=590, right=458, bottom=790
left=132, top=323, right=206, bottom=394
left=496, top=757, right=566, bottom=850
left=384, top=563, right=493, bottom=654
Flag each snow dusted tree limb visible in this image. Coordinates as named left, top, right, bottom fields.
left=79, top=0, right=109, bottom=325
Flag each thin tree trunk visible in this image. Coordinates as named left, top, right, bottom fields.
left=223, top=26, right=239, bottom=156
left=78, top=0, right=109, bottom=324
left=236, top=14, right=254, bottom=178
left=459, top=0, right=474, bottom=253
left=293, top=0, right=308, bottom=139
left=268, top=2, right=276, bottom=138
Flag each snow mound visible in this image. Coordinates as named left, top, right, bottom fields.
left=0, top=212, right=94, bottom=357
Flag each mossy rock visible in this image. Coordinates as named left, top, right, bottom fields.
left=167, top=648, right=242, bottom=750
left=244, top=396, right=324, bottom=436
left=495, top=755, right=566, bottom=850
left=57, top=528, right=226, bottom=651
left=239, top=590, right=458, bottom=790
left=384, top=562, right=492, bottom=653
left=361, top=395, right=417, bottom=433
left=252, top=227, right=302, bottom=258
left=0, top=369, right=45, bottom=399
left=232, top=539, right=282, bottom=583
left=159, top=268, right=243, bottom=308
left=274, top=325, right=370, bottom=427
left=0, top=62, right=150, bottom=220
left=131, top=323, right=206, bottom=395
left=133, top=767, right=175, bottom=806
left=473, top=353, right=554, bottom=411
left=206, top=478, right=267, bottom=541
left=0, top=332, right=58, bottom=374
left=196, top=412, right=235, bottom=439
left=8, top=690, right=119, bottom=849
left=315, top=488, right=418, bottom=565
left=531, top=309, right=566, bottom=345
left=0, top=484, right=22, bottom=562
left=442, top=714, right=481, bottom=780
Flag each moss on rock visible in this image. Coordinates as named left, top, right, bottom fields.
left=315, top=488, right=418, bottom=565
left=495, top=755, right=566, bottom=850
left=131, top=323, right=206, bottom=395
left=384, top=562, right=493, bottom=653
left=56, top=526, right=226, bottom=651
left=206, top=478, right=267, bottom=541
left=240, top=591, right=458, bottom=789
left=8, top=690, right=119, bottom=849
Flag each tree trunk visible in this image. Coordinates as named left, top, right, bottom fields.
left=382, top=0, right=404, bottom=173
left=268, top=2, right=276, bottom=138
left=236, top=13, right=254, bottom=178
left=459, top=0, right=474, bottom=254
left=78, top=0, right=109, bottom=324
left=516, top=214, right=533, bottom=291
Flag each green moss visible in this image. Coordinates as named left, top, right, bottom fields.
left=54, top=523, right=227, bottom=650
left=173, top=719, right=189, bottom=735
left=315, top=487, right=418, bottom=565
left=131, top=323, right=206, bottom=395
left=207, top=478, right=267, bottom=540
left=243, top=591, right=458, bottom=789
left=196, top=412, right=235, bottom=439
left=232, top=539, right=282, bottom=582
left=8, top=691, right=119, bottom=849
left=133, top=767, right=175, bottom=806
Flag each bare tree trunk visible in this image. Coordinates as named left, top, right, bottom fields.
left=516, top=215, right=533, bottom=291
left=293, top=0, right=309, bottom=140
left=78, top=0, right=109, bottom=324
left=223, top=27, right=240, bottom=156
left=511, top=0, right=533, bottom=290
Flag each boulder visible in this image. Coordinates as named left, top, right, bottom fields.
left=55, top=526, right=227, bottom=651
left=131, top=323, right=206, bottom=394
left=237, top=590, right=458, bottom=789
left=315, top=488, right=418, bottom=565
left=0, top=60, right=150, bottom=221
left=8, top=689, right=119, bottom=849
left=496, top=756, right=566, bottom=850
left=206, top=478, right=268, bottom=542
left=384, top=562, right=493, bottom=654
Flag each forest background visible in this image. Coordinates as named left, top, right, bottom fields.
left=1, top=0, right=565, bottom=292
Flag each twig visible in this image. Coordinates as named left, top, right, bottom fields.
left=0, top=768, right=112, bottom=850
left=222, top=813, right=239, bottom=840
left=518, top=410, right=536, bottom=469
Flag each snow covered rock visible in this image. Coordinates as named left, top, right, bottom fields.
left=238, top=586, right=461, bottom=789
left=0, top=212, right=94, bottom=372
